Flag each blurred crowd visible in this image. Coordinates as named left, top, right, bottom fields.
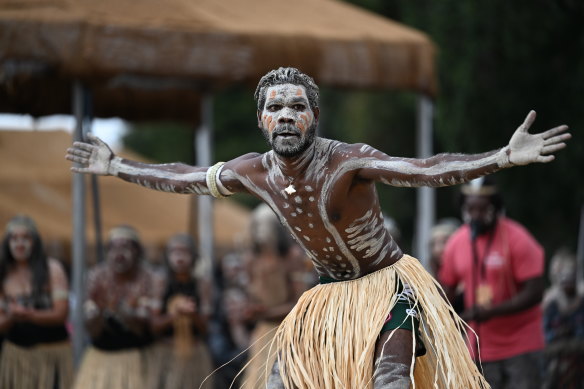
left=0, top=189, right=582, bottom=389
left=0, top=207, right=317, bottom=389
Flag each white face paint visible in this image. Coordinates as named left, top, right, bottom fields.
left=107, top=238, right=138, bottom=274
left=166, top=240, right=193, bottom=274
left=260, top=84, right=317, bottom=157
left=8, top=226, right=33, bottom=262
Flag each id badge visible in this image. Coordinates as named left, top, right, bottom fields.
left=476, top=283, right=493, bottom=307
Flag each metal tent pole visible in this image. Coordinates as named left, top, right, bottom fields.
left=195, top=94, right=215, bottom=277
left=71, top=81, right=89, bottom=366
left=414, top=95, right=435, bottom=269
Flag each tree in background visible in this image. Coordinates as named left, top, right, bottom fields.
left=345, top=0, right=584, bottom=256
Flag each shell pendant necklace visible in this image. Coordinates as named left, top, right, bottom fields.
left=284, top=176, right=296, bottom=195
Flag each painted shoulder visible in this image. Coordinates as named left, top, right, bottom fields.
left=319, top=139, right=387, bottom=159
left=225, top=152, right=265, bottom=172
left=313, top=137, right=354, bottom=159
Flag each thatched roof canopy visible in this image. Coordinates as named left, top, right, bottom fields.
left=0, top=0, right=436, bottom=120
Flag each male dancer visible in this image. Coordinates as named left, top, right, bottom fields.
left=67, top=67, right=570, bottom=388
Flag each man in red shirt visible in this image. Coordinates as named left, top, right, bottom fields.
left=440, top=177, right=545, bottom=389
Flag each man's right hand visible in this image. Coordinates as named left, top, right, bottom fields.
left=66, top=133, right=115, bottom=175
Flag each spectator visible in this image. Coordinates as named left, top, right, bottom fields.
left=0, top=215, right=72, bottom=389
left=206, top=250, right=251, bottom=389
left=73, top=225, right=156, bottom=389
left=430, top=219, right=464, bottom=313
left=542, top=248, right=584, bottom=389
left=241, top=204, right=304, bottom=389
left=429, top=218, right=460, bottom=278
left=148, top=233, right=214, bottom=389
left=439, top=177, right=546, bottom=389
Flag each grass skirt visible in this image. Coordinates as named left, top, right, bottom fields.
left=0, top=340, right=73, bottom=389
left=144, top=340, right=215, bottom=389
left=266, top=254, right=490, bottom=389
left=73, top=346, right=144, bottom=389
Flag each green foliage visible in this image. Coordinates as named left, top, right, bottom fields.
left=347, top=0, right=584, bottom=256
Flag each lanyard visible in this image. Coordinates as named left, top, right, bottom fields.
left=471, top=229, right=495, bottom=282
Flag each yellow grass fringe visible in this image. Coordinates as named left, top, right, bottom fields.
left=145, top=340, right=215, bottom=389
left=0, top=340, right=73, bottom=389
left=73, top=346, right=144, bottom=389
left=264, top=254, right=490, bottom=389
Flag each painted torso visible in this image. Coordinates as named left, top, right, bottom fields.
left=232, top=138, right=402, bottom=280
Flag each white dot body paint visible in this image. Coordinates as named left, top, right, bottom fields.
left=225, top=132, right=504, bottom=279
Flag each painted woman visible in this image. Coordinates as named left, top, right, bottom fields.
left=148, top=233, right=215, bottom=389
left=0, top=215, right=73, bottom=389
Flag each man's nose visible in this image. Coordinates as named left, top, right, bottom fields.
left=278, top=108, right=295, bottom=123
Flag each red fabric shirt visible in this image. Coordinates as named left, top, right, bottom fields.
left=439, top=217, right=545, bottom=362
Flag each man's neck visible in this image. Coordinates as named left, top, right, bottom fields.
left=273, top=138, right=318, bottom=179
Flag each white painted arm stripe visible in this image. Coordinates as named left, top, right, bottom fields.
left=112, top=158, right=206, bottom=183
left=367, top=151, right=503, bottom=176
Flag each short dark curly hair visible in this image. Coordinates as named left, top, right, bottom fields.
left=254, top=67, right=320, bottom=112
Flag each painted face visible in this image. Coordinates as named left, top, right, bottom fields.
left=166, top=240, right=194, bottom=274
left=8, top=226, right=34, bottom=262
left=259, top=84, right=317, bottom=157
left=462, top=195, right=497, bottom=236
left=107, top=238, right=138, bottom=274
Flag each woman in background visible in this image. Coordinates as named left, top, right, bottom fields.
left=149, top=233, right=214, bottom=389
left=0, top=215, right=72, bottom=389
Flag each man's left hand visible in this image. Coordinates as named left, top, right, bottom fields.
left=507, top=110, right=570, bottom=166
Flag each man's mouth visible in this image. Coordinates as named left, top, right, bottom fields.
left=273, top=128, right=300, bottom=139
left=276, top=133, right=298, bottom=139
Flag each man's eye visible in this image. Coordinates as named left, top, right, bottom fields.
left=293, top=104, right=305, bottom=111
left=267, top=105, right=281, bottom=112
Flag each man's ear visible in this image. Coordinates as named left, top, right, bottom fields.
left=257, top=110, right=262, bottom=128
left=313, top=107, right=320, bottom=123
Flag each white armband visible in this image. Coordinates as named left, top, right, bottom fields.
left=215, top=163, right=234, bottom=196
left=206, top=162, right=233, bottom=198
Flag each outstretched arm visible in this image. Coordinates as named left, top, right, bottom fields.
left=355, top=111, right=570, bottom=187
left=66, top=133, right=227, bottom=196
